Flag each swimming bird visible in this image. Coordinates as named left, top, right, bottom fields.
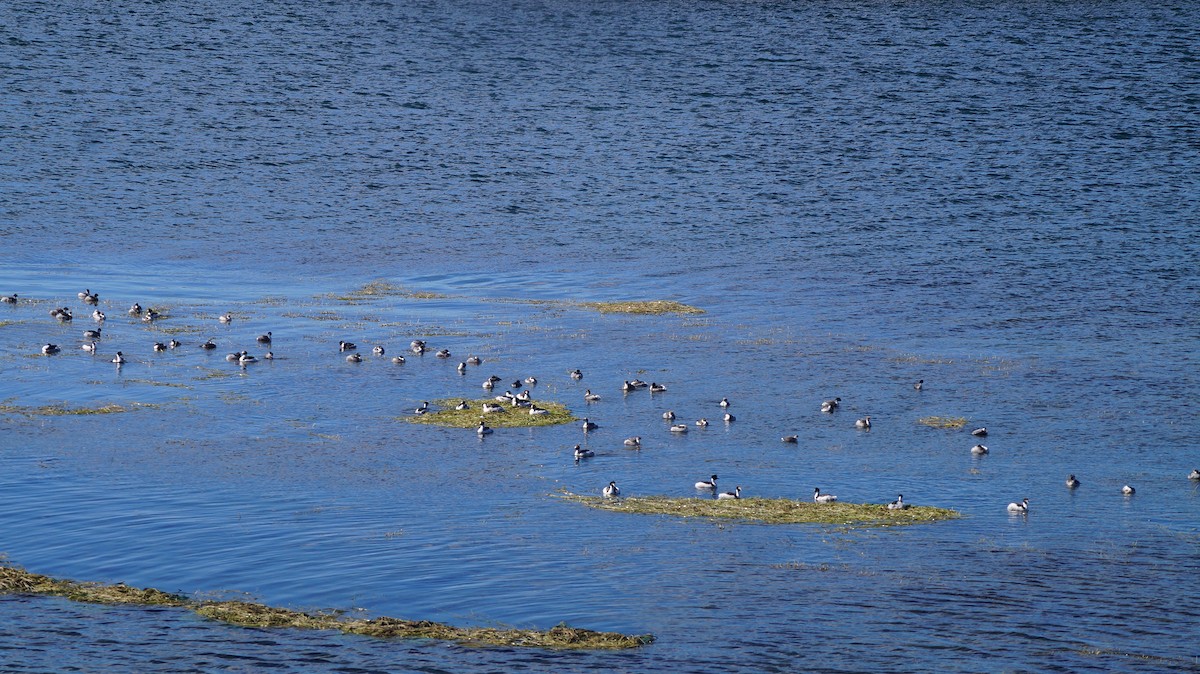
left=623, top=436, right=641, bottom=447
left=629, top=379, right=648, bottom=389
left=1190, top=469, right=1200, bottom=480
left=582, top=418, right=598, bottom=431
left=569, top=369, right=582, bottom=379
left=1, top=293, right=16, bottom=303
left=91, top=310, right=105, bottom=322
left=83, top=328, right=101, bottom=339
left=410, top=339, right=426, bottom=351
left=782, top=435, right=798, bottom=443
left=663, top=410, right=675, bottom=420
left=457, top=362, right=467, bottom=373
left=169, top=339, right=182, bottom=349
left=414, top=401, right=429, bottom=414
left=584, top=389, right=601, bottom=402
left=53, top=308, right=72, bottom=321
left=1066, top=474, right=1080, bottom=489
left=41, top=343, right=60, bottom=354
left=821, top=397, right=841, bottom=413
left=153, top=342, right=166, bottom=352
left=1122, top=485, right=1135, bottom=495
left=467, top=355, right=482, bottom=365
left=142, top=309, right=159, bottom=322
left=573, top=445, right=594, bottom=460
left=718, top=486, right=742, bottom=500
left=218, top=313, right=232, bottom=323
left=1007, top=498, right=1029, bottom=513
left=649, top=382, right=666, bottom=393
left=603, top=481, right=620, bottom=498
left=719, top=397, right=730, bottom=408
left=239, top=352, right=257, bottom=364
left=200, top=339, right=216, bottom=350
left=373, top=345, right=385, bottom=356
left=971, top=444, right=989, bottom=455
left=346, top=353, right=362, bottom=363
left=81, top=341, right=97, bottom=353
left=723, top=413, right=735, bottom=423
left=455, top=400, right=470, bottom=410
left=82, top=291, right=98, bottom=304
left=511, top=380, right=522, bottom=389
left=670, top=424, right=688, bottom=433
left=391, top=355, right=406, bottom=364
left=339, top=340, right=356, bottom=351
left=77, top=289, right=89, bottom=299
left=436, top=349, right=451, bottom=359
left=971, top=427, right=988, bottom=437
left=525, top=376, right=537, bottom=385
left=477, top=420, right=492, bottom=435
left=622, top=380, right=635, bottom=392
left=856, top=416, right=871, bottom=429
left=128, top=303, right=142, bottom=315
left=914, top=380, right=924, bottom=391
left=264, top=352, right=274, bottom=360
left=226, top=351, right=244, bottom=362
left=888, top=494, right=908, bottom=510
left=695, top=418, right=709, bottom=427
left=257, top=332, right=272, bottom=343
left=695, top=475, right=718, bottom=490
left=111, top=351, right=126, bottom=364
left=813, top=487, right=837, bottom=503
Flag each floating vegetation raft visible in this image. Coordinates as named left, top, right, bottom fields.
left=576, top=300, right=704, bottom=315
left=334, top=280, right=449, bottom=302
left=917, top=416, right=969, bottom=429
left=0, top=402, right=156, bottom=417
left=558, top=493, right=960, bottom=526
left=407, top=399, right=576, bottom=428
left=0, top=565, right=652, bottom=650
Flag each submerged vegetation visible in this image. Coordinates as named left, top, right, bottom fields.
left=332, top=280, right=449, bottom=302
left=0, top=402, right=156, bottom=416
left=407, top=399, right=576, bottom=428
left=575, top=300, right=705, bottom=315
left=917, top=416, right=969, bottom=429
left=0, top=565, right=652, bottom=650
left=557, top=492, right=960, bottom=526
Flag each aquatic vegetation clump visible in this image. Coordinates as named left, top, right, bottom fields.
left=406, top=399, right=576, bottom=428
left=557, top=492, right=960, bottom=526
left=0, top=402, right=154, bottom=416
left=333, top=280, right=449, bottom=302
left=577, top=300, right=705, bottom=315
left=917, top=416, right=969, bottom=429
left=0, top=565, right=651, bottom=650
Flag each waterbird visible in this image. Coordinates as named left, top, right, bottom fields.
left=888, top=494, right=908, bottom=510
left=719, top=397, right=730, bottom=408
left=574, top=445, right=593, bottom=460
left=477, top=420, right=492, bottom=435
left=1066, top=475, right=1080, bottom=489
left=1122, top=485, right=1135, bottom=495
left=53, top=308, right=72, bottom=321
left=695, top=475, right=718, bottom=490
left=153, top=342, right=166, bottom=352
left=723, top=413, right=735, bottom=423
left=623, top=436, right=641, bottom=447
left=971, top=444, right=989, bottom=455
left=914, top=380, right=924, bottom=391
left=436, top=349, right=451, bottom=359
left=515, top=390, right=531, bottom=401
left=455, top=400, right=470, bottom=410
left=856, top=416, right=871, bottom=429
left=41, top=343, right=60, bottom=354
left=339, top=340, right=356, bottom=351
left=511, top=380, right=522, bottom=389
left=373, top=345, right=385, bottom=356
left=410, top=340, right=426, bottom=351
left=81, top=341, right=97, bottom=353
left=467, top=355, right=482, bottom=365
left=482, top=403, right=505, bottom=413
left=569, top=369, right=582, bottom=379
left=457, top=362, right=467, bottom=373
left=264, top=352, right=274, bottom=360
left=391, top=355, right=406, bottom=364
left=1, top=293, right=16, bottom=303
left=525, top=376, right=537, bottom=385
left=971, top=427, right=988, bottom=437
left=414, top=401, right=429, bottom=414
left=718, top=486, right=742, bottom=500
left=1190, top=469, right=1200, bottom=480
left=227, top=351, right=244, bottom=362
left=649, top=382, right=666, bottom=392
left=695, top=418, right=709, bottom=427
left=83, top=328, right=101, bottom=339
left=1007, top=498, right=1029, bottom=513
left=346, top=353, right=362, bottom=363
left=663, top=410, right=675, bottom=420
left=782, top=435, right=798, bottom=443
left=77, top=289, right=91, bottom=300
left=584, top=389, right=601, bottom=402
left=128, top=303, right=142, bottom=315
left=582, top=418, right=598, bottom=431
left=239, top=353, right=257, bottom=364
left=813, top=487, right=837, bottom=503
left=142, top=309, right=159, bottom=322
left=603, top=481, right=620, bottom=498
left=821, top=397, right=841, bottom=413
left=82, top=291, right=98, bottom=304
left=218, top=312, right=233, bottom=323
left=111, top=351, right=126, bottom=364
left=91, top=310, right=105, bottom=322
left=670, top=424, right=688, bottom=433
left=529, top=405, right=549, bottom=416
left=168, top=339, right=182, bottom=349
left=200, top=339, right=216, bottom=349
left=257, top=332, right=272, bottom=343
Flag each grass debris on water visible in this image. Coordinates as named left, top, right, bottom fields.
left=406, top=399, right=576, bottom=428
left=917, top=416, right=969, bottom=429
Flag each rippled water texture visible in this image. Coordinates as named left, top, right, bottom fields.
left=1, top=0, right=1198, bottom=671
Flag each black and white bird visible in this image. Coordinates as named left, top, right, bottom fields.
left=695, top=475, right=718, bottom=490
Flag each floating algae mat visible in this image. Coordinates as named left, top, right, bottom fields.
left=0, top=565, right=652, bottom=650
left=558, top=492, right=960, bottom=527
left=406, top=399, right=576, bottom=428
left=0, top=402, right=158, bottom=417
left=917, top=416, right=969, bottom=429
left=575, top=300, right=704, bottom=315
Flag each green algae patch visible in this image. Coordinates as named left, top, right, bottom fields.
left=406, top=399, right=576, bottom=428
left=0, top=565, right=651, bottom=650
left=331, top=280, right=450, bottom=302
left=0, top=320, right=21, bottom=328
left=557, top=492, right=960, bottom=527
left=918, top=416, right=969, bottom=429
left=576, top=300, right=704, bottom=315
left=0, top=402, right=156, bottom=417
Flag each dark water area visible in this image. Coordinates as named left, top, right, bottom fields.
left=1, top=0, right=1199, bottom=671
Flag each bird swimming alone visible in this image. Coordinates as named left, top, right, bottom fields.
left=584, top=389, right=601, bottom=402
left=695, top=475, right=718, bottom=490
left=569, top=369, right=582, bottom=379
left=781, top=435, right=798, bottom=443
left=346, top=353, right=362, bottom=362
left=169, top=339, right=181, bottom=349
left=111, top=351, right=126, bottom=364
left=1007, top=498, right=1029, bottom=513
left=813, top=487, right=837, bottom=503
left=649, top=382, right=666, bottom=393
left=477, top=420, right=492, bottom=435
left=219, top=313, right=233, bottom=323
left=663, top=410, right=675, bottom=420
left=971, top=444, right=989, bottom=455
left=856, top=416, right=871, bottom=429
left=582, top=418, right=598, bottom=431
left=972, top=427, right=988, bottom=437
left=1066, top=474, right=1080, bottom=489
left=392, top=355, right=406, bottom=364
left=821, top=397, right=841, bottom=413
left=723, top=412, right=735, bottom=423
left=1122, top=485, right=1135, bottom=495
left=718, top=486, right=742, bottom=500
left=257, top=332, right=272, bottom=343
left=41, top=343, right=60, bottom=355
left=603, top=481, right=620, bottom=498
left=573, top=445, right=593, bottom=460
left=1190, top=469, right=1200, bottom=480
left=914, top=380, right=923, bottom=391
left=373, top=345, right=385, bottom=356
left=670, top=424, right=688, bottom=433
left=695, top=418, right=709, bottom=427
left=467, top=355, right=482, bottom=365
left=623, top=436, right=641, bottom=447
left=339, top=340, right=356, bottom=352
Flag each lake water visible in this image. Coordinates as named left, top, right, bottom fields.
left=2, top=0, right=1199, bottom=671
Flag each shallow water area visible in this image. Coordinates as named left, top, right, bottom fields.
left=2, top=0, right=1200, bottom=671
